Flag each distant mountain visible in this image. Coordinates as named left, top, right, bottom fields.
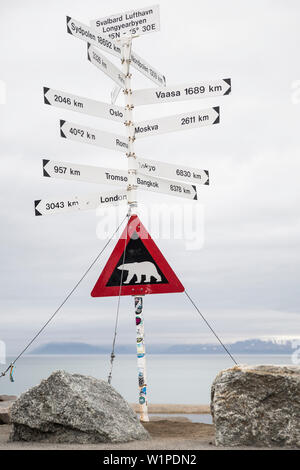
left=31, top=339, right=297, bottom=355
left=32, top=342, right=109, bottom=355
left=166, top=339, right=296, bottom=355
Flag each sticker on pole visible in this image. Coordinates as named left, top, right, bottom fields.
left=91, top=215, right=184, bottom=297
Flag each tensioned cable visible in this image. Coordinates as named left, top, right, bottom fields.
left=184, top=289, right=238, bottom=365
left=107, top=212, right=130, bottom=384
left=0, top=212, right=129, bottom=379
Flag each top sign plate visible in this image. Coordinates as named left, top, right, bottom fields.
left=91, top=5, right=160, bottom=39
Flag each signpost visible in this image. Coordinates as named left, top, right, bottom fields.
left=91, top=5, right=160, bottom=39
left=66, top=16, right=122, bottom=58
left=136, top=174, right=198, bottom=200
left=130, top=50, right=166, bottom=87
left=87, top=43, right=126, bottom=88
left=137, top=157, right=209, bottom=185
left=132, top=79, right=231, bottom=106
left=43, top=87, right=125, bottom=122
left=42, top=159, right=128, bottom=186
left=38, top=6, right=232, bottom=423
left=60, top=120, right=128, bottom=153
left=134, top=107, right=220, bottom=138
left=34, top=190, right=127, bottom=216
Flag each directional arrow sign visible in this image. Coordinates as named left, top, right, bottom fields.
left=60, top=120, right=128, bottom=153
left=87, top=44, right=126, bottom=88
left=43, top=87, right=125, bottom=123
left=66, top=16, right=122, bottom=58
left=137, top=158, right=209, bottom=185
left=91, top=5, right=160, bottom=40
left=42, top=159, right=128, bottom=186
left=136, top=175, right=197, bottom=200
left=66, top=16, right=165, bottom=88
left=132, top=79, right=231, bottom=106
left=130, top=50, right=166, bottom=87
left=34, top=189, right=127, bottom=216
left=134, top=107, right=220, bottom=139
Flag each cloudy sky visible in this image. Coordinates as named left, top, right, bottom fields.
left=0, top=0, right=300, bottom=357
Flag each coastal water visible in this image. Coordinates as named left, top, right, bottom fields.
left=0, top=354, right=293, bottom=404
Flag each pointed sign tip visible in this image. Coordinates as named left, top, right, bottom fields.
left=192, top=185, right=198, bottom=200
left=87, top=43, right=91, bottom=61
left=42, top=160, right=50, bottom=177
left=223, top=78, right=232, bottom=95
left=204, top=170, right=210, bottom=185
left=212, top=107, right=220, bottom=124
left=43, top=87, right=51, bottom=105
left=66, top=16, right=72, bottom=34
left=34, top=200, right=42, bottom=216
left=60, top=120, right=66, bottom=138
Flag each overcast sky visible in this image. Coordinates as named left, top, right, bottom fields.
left=0, top=0, right=300, bottom=356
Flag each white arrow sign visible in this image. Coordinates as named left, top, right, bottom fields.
left=136, top=174, right=197, bottom=200
left=60, top=120, right=128, bottom=153
left=137, top=158, right=209, bottom=185
left=43, top=87, right=125, bottom=123
left=91, top=5, right=160, bottom=39
left=134, top=107, right=220, bottom=139
left=67, top=16, right=166, bottom=88
left=87, top=44, right=126, bottom=88
left=42, top=159, right=128, bottom=186
left=132, top=79, right=231, bottom=106
left=66, top=16, right=122, bottom=58
left=34, top=189, right=127, bottom=216
left=130, top=50, right=166, bottom=87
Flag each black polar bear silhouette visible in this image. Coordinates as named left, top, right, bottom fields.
left=117, top=261, right=162, bottom=284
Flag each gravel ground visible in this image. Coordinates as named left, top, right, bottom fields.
left=0, top=421, right=287, bottom=450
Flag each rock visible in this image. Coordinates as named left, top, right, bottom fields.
left=10, top=370, right=150, bottom=443
left=211, top=364, right=300, bottom=448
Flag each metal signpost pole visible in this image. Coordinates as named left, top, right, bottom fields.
left=134, top=296, right=149, bottom=422
left=121, top=37, right=149, bottom=422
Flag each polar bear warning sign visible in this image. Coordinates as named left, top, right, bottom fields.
left=91, top=215, right=184, bottom=296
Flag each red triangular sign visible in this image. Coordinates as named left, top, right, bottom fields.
left=91, top=215, right=184, bottom=297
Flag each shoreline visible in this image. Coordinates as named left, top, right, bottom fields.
left=130, top=404, right=211, bottom=414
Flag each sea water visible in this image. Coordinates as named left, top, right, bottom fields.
left=0, top=354, right=293, bottom=404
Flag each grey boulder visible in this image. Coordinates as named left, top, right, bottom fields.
left=10, top=370, right=149, bottom=443
left=211, top=364, right=300, bottom=448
